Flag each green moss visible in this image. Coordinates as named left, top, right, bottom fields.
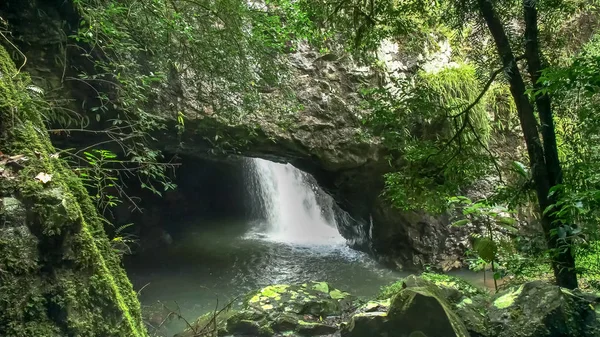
left=360, top=299, right=391, bottom=312
left=421, top=273, right=484, bottom=297
left=330, top=289, right=350, bottom=299
left=311, top=281, right=329, bottom=294
left=260, top=284, right=289, bottom=300
left=493, top=285, right=524, bottom=309
left=297, top=320, right=316, bottom=326
left=354, top=311, right=388, bottom=317
left=456, top=298, right=473, bottom=309
left=0, top=45, right=146, bottom=336
left=378, top=280, right=405, bottom=300
left=389, top=287, right=470, bottom=337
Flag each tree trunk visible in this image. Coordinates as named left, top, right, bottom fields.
left=476, top=0, right=577, bottom=288
left=523, top=0, right=577, bottom=289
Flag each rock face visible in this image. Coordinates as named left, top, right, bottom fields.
left=176, top=276, right=600, bottom=337
left=0, top=46, right=146, bottom=336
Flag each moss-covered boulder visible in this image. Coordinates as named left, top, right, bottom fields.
left=0, top=45, right=146, bottom=336
left=489, top=281, right=600, bottom=337
left=375, top=274, right=489, bottom=337
left=387, top=287, right=469, bottom=337
left=178, top=282, right=356, bottom=337
left=342, top=275, right=470, bottom=337
left=415, top=274, right=489, bottom=337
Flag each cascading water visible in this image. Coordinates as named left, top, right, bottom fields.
left=247, top=158, right=345, bottom=245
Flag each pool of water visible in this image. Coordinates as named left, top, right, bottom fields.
left=125, top=219, right=408, bottom=336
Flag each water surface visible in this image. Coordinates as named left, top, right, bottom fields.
left=127, top=219, right=406, bottom=335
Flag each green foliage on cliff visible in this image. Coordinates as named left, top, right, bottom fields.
left=365, top=64, right=495, bottom=213
left=0, top=45, right=146, bottom=337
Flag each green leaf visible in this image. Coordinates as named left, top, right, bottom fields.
left=498, top=224, right=518, bottom=234
left=498, top=217, right=517, bottom=226
left=473, top=237, right=497, bottom=263
left=543, top=204, right=556, bottom=215
left=512, top=161, right=529, bottom=178
left=451, top=219, right=470, bottom=227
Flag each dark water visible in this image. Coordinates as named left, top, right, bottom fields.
left=126, top=219, right=493, bottom=336
left=126, top=219, right=407, bottom=335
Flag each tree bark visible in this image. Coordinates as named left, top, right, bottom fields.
left=523, top=0, right=577, bottom=289
left=476, top=0, right=577, bottom=288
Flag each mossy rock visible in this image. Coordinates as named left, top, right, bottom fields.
left=420, top=273, right=485, bottom=300
left=174, top=310, right=240, bottom=337
left=489, top=281, right=600, bottom=337
left=387, top=287, right=470, bottom=337
left=0, top=44, right=146, bottom=337
left=341, top=311, right=389, bottom=337
left=343, top=276, right=470, bottom=337
left=296, top=320, right=338, bottom=336
left=182, top=282, right=354, bottom=337
left=246, top=282, right=353, bottom=317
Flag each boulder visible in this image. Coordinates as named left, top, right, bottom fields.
left=410, top=274, right=490, bottom=337
left=386, top=287, right=470, bottom=337
left=488, top=281, right=600, bottom=337
left=342, top=275, right=470, bottom=337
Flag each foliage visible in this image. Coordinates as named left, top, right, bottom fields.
left=377, top=279, right=405, bottom=300
left=378, top=272, right=484, bottom=300
left=109, top=223, right=139, bottom=256
left=537, top=33, right=600, bottom=282
left=420, top=272, right=484, bottom=297
left=449, top=196, right=518, bottom=291
left=364, top=64, right=494, bottom=213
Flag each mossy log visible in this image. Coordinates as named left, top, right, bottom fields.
left=0, top=45, right=147, bottom=336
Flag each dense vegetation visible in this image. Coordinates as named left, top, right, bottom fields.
left=1, top=0, right=600, bottom=334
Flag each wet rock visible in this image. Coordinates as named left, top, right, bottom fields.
left=488, top=281, right=600, bottom=337
left=246, top=282, right=352, bottom=318
left=342, top=275, right=470, bottom=337
left=296, top=320, right=338, bottom=336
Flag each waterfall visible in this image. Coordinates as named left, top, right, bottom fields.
left=247, top=158, right=345, bottom=245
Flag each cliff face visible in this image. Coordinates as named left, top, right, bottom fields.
left=0, top=44, right=146, bottom=336
left=0, top=0, right=466, bottom=270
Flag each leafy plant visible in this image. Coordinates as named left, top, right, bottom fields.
left=109, top=223, right=139, bottom=256
left=449, top=196, right=519, bottom=291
